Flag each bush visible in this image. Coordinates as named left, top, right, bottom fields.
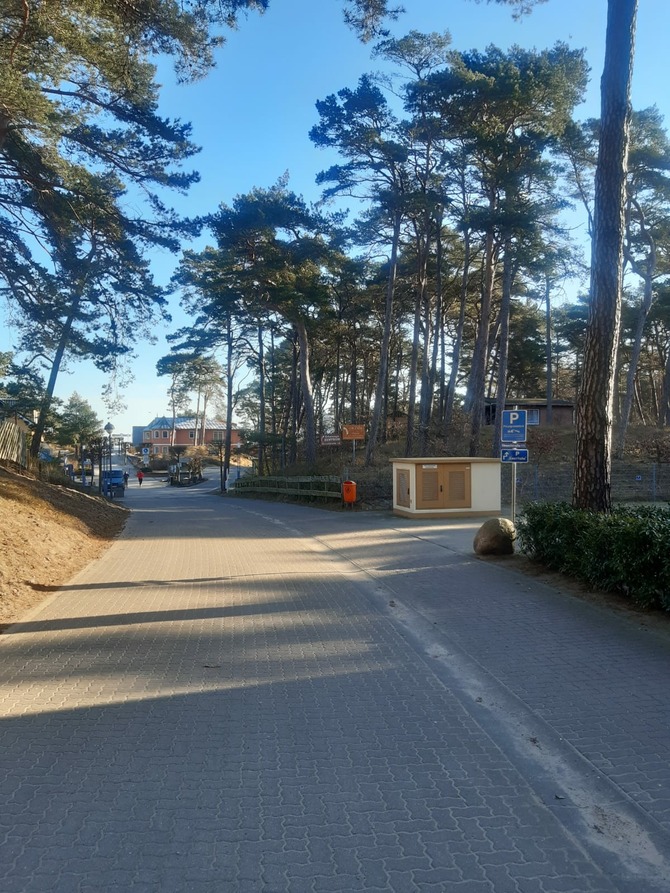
left=516, top=502, right=670, bottom=611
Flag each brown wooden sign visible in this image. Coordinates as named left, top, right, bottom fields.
left=321, top=434, right=341, bottom=446
left=341, top=424, right=365, bottom=441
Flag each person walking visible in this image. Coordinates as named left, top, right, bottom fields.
left=137, top=470, right=144, bottom=486
left=123, top=471, right=129, bottom=488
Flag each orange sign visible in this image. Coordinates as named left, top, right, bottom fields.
left=341, top=424, right=365, bottom=441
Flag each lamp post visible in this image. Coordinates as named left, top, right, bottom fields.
left=104, top=422, right=114, bottom=497
left=211, top=436, right=225, bottom=492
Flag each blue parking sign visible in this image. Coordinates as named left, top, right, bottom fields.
left=501, top=447, right=529, bottom=463
left=501, top=409, right=527, bottom=443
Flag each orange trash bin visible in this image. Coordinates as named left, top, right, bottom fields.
left=342, top=480, right=357, bottom=505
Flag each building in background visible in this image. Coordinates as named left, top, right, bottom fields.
left=138, top=416, right=242, bottom=456
left=485, top=399, right=574, bottom=428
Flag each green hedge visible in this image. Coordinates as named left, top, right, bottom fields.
left=516, top=502, right=670, bottom=611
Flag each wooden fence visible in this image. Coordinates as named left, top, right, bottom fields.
left=0, top=420, right=27, bottom=468
left=233, top=475, right=342, bottom=501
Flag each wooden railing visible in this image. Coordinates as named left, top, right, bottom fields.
left=233, top=474, right=342, bottom=501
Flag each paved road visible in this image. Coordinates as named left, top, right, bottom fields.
left=1, top=481, right=669, bottom=892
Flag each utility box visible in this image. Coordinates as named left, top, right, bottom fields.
left=391, top=457, right=500, bottom=518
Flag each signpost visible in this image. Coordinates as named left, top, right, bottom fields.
left=500, top=409, right=528, bottom=521
left=341, top=424, right=365, bottom=462
left=320, top=434, right=341, bottom=446
left=341, top=425, right=365, bottom=440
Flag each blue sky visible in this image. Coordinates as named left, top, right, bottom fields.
left=8, top=0, right=670, bottom=439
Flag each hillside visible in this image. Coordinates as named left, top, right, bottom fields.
left=0, top=467, right=128, bottom=630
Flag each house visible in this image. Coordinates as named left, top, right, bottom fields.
left=139, top=416, right=242, bottom=457
left=485, top=399, right=574, bottom=428
left=0, top=398, right=37, bottom=433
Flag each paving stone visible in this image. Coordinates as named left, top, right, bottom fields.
left=0, top=489, right=667, bottom=891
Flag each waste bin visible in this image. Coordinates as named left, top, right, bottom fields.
left=342, top=480, right=357, bottom=505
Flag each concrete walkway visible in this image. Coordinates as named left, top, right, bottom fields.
left=1, top=481, right=669, bottom=892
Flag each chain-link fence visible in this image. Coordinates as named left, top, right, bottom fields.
left=502, top=461, right=670, bottom=506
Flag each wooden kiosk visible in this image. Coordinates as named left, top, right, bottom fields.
left=391, top=457, right=501, bottom=518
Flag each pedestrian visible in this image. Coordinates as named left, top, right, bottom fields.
left=137, top=470, right=144, bottom=486
left=123, top=471, right=129, bottom=487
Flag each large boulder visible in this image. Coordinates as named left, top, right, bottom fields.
left=473, top=517, right=516, bottom=555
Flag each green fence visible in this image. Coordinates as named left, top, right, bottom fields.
left=233, top=475, right=342, bottom=501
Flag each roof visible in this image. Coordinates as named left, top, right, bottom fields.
left=144, top=416, right=227, bottom=431
left=484, top=399, right=574, bottom=407
left=0, top=399, right=36, bottom=428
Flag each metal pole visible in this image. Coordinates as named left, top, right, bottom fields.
left=652, top=462, right=657, bottom=502
left=219, top=443, right=224, bottom=492
left=104, top=422, right=114, bottom=498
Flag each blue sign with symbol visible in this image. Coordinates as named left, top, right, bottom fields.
left=501, top=448, right=529, bottom=463
left=501, top=409, right=527, bottom=443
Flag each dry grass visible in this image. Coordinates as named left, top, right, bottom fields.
left=0, top=466, right=128, bottom=629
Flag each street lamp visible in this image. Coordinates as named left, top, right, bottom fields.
left=104, top=422, right=114, bottom=497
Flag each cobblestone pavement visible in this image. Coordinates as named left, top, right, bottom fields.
left=1, top=484, right=669, bottom=892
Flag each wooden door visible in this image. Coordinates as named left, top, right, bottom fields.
left=396, top=468, right=410, bottom=508
left=444, top=464, right=471, bottom=508
left=416, top=463, right=471, bottom=510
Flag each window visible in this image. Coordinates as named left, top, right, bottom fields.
left=154, top=430, right=159, bottom=439
left=528, top=409, right=540, bottom=426
left=163, top=430, right=169, bottom=438
left=189, top=430, right=194, bottom=439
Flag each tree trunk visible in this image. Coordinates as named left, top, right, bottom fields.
left=443, top=227, right=471, bottom=449
left=573, top=0, right=638, bottom=512
left=545, top=275, right=554, bottom=426
left=269, top=327, right=278, bottom=473
left=617, top=200, right=657, bottom=456
left=257, top=324, right=267, bottom=474
left=201, top=393, right=208, bottom=446
left=30, top=301, right=79, bottom=460
left=649, top=366, right=659, bottom=425
left=289, top=338, right=299, bottom=465
left=404, top=239, right=426, bottom=457
left=419, top=209, right=444, bottom=455
left=193, top=388, right=202, bottom=447
left=365, top=210, right=401, bottom=465
left=350, top=338, right=357, bottom=423
left=294, top=319, right=317, bottom=467
left=467, top=227, right=496, bottom=456
left=493, top=242, right=513, bottom=457
left=659, top=346, right=670, bottom=427
left=223, top=315, right=234, bottom=490
left=617, top=271, right=653, bottom=456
